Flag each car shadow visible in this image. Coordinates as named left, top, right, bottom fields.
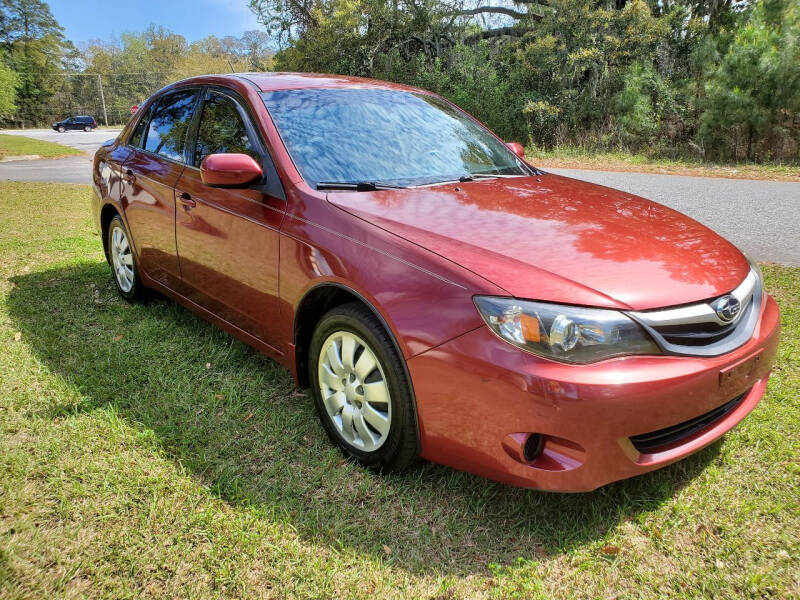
left=7, top=262, right=720, bottom=577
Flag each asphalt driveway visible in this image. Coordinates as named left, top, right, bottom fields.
left=548, top=168, right=800, bottom=267
left=0, top=155, right=94, bottom=184
left=0, top=129, right=797, bottom=265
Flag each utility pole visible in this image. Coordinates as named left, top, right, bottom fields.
left=96, top=74, right=109, bottom=126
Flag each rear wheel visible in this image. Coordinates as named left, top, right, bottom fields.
left=309, top=303, right=419, bottom=470
left=107, top=215, right=146, bottom=301
left=83, top=125, right=91, bottom=132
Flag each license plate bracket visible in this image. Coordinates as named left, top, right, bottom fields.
left=719, top=349, right=762, bottom=395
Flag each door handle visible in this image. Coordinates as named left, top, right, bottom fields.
left=178, top=192, right=196, bottom=209
left=124, top=169, right=135, bottom=184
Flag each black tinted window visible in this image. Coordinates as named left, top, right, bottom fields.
left=144, top=89, right=198, bottom=162
left=192, top=92, right=256, bottom=167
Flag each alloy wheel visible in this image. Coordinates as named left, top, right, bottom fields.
left=317, top=330, right=392, bottom=452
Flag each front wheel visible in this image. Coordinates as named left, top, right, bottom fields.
left=57, top=126, right=65, bottom=133
left=309, top=303, right=419, bottom=471
left=107, top=215, right=146, bottom=301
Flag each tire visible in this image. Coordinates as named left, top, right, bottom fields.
left=309, top=302, right=419, bottom=471
left=57, top=126, right=65, bottom=133
left=84, top=125, right=91, bottom=132
left=107, top=215, right=146, bottom=302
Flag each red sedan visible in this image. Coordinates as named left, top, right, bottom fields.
left=91, top=73, right=780, bottom=492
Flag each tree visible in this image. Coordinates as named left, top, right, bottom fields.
left=0, top=0, right=72, bottom=124
left=250, top=0, right=548, bottom=73
left=700, top=0, right=800, bottom=161
left=241, top=29, right=274, bottom=70
left=0, top=57, right=17, bottom=118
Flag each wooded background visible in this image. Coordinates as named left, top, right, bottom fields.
left=1, top=0, right=798, bottom=162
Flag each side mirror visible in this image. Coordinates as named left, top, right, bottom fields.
left=200, top=153, right=263, bottom=188
left=506, top=141, right=525, bottom=158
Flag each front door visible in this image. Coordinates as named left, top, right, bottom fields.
left=121, top=88, right=199, bottom=288
left=175, top=89, right=286, bottom=347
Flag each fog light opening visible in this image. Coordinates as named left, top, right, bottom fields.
left=523, top=433, right=544, bottom=463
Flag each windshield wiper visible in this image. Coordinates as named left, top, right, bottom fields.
left=317, top=181, right=406, bottom=191
left=464, top=172, right=528, bottom=180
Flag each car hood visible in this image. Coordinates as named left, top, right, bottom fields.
left=326, top=174, right=750, bottom=310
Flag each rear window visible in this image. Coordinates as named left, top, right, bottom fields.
left=143, top=89, right=199, bottom=162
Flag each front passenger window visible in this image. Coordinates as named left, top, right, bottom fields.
left=144, top=89, right=199, bottom=162
left=193, top=92, right=257, bottom=167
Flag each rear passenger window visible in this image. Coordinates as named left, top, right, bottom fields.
left=192, top=92, right=257, bottom=167
left=144, top=89, right=199, bottom=162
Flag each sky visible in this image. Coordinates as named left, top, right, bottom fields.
left=48, top=0, right=264, bottom=45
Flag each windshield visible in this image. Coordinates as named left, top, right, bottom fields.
left=260, top=88, right=532, bottom=188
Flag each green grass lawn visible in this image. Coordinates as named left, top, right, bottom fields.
left=0, top=181, right=798, bottom=599
left=0, top=134, right=83, bottom=160
left=528, top=146, right=800, bottom=182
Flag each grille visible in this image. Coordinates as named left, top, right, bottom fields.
left=627, top=267, right=762, bottom=357
left=630, top=391, right=747, bottom=453
left=653, top=299, right=753, bottom=347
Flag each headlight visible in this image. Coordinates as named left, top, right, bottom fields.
left=744, top=254, right=764, bottom=292
left=473, top=296, right=661, bottom=364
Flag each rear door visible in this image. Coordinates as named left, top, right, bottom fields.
left=174, top=87, right=286, bottom=347
left=121, top=88, right=200, bottom=288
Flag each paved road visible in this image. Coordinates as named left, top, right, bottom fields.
left=0, top=155, right=93, bottom=184
left=548, top=169, right=800, bottom=266
left=0, top=131, right=797, bottom=265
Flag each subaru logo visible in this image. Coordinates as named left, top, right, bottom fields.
left=714, top=295, right=741, bottom=322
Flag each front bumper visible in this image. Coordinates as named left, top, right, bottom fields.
left=407, top=294, right=780, bottom=492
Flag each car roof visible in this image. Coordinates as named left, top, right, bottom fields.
left=177, top=72, right=423, bottom=94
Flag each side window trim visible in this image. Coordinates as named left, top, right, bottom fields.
left=183, top=86, right=210, bottom=166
